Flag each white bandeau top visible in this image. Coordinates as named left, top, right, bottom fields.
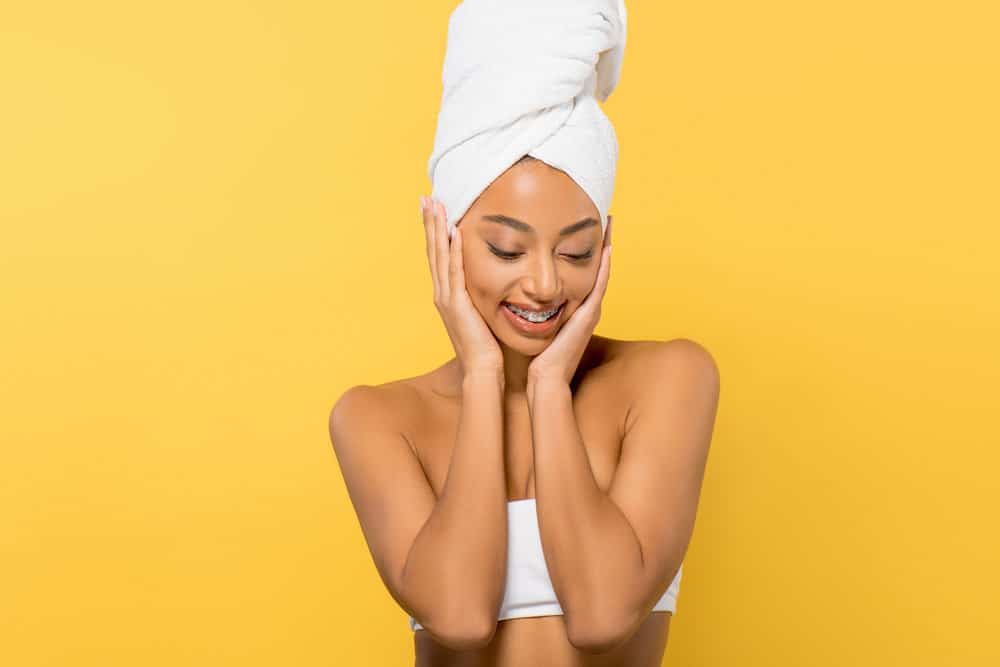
left=409, top=497, right=682, bottom=631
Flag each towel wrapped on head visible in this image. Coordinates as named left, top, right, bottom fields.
left=428, top=0, right=628, bottom=239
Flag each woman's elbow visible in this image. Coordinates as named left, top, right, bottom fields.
left=422, top=612, right=497, bottom=651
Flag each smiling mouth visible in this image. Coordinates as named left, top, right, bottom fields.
left=502, top=301, right=565, bottom=323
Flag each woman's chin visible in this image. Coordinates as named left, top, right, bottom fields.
left=494, top=324, right=559, bottom=356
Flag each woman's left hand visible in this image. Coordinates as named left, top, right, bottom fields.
left=527, top=215, right=613, bottom=389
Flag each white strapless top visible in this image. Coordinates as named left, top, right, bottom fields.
left=409, top=498, right=682, bottom=631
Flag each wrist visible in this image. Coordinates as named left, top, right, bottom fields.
left=462, top=367, right=505, bottom=392
left=526, top=374, right=569, bottom=403
left=527, top=370, right=569, bottom=389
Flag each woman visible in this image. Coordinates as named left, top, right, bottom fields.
left=330, top=2, right=720, bottom=664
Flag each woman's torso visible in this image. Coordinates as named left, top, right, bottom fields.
left=385, top=335, right=672, bottom=666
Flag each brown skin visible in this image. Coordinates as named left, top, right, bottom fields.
left=330, top=161, right=711, bottom=667
left=457, top=156, right=609, bottom=396
left=398, top=159, right=671, bottom=667
left=401, top=336, right=677, bottom=667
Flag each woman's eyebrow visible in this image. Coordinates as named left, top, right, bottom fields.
left=481, top=214, right=599, bottom=236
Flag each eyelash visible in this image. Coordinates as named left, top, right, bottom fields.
left=488, top=244, right=593, bottom=262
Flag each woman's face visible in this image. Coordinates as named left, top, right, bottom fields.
left=455, top=158, right=605, bottom=355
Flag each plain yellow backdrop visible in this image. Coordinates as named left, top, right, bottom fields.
left=2, top=1, right=998, bottom=665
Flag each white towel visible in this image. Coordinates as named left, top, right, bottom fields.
left=428, top=0, right=628, bottom=239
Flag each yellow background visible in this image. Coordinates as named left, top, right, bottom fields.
left=2, top=1, right=997, bottom=665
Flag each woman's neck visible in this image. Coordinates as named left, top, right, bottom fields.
left=499, top=344, right=533, bottom=396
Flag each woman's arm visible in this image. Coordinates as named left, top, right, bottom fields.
left=400, top=370, right=509, bottom=645
left=329, top=371, right=508, bottom=650
left=527, top=339, right=719, bottom=654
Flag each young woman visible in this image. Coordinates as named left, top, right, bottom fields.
left=329, top=155, right=720, bottom=666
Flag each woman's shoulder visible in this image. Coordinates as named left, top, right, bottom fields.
left=591, top=335, right=718, bottom=388
left=332, top=337, right=717, bottom=424
left=613, top=336, right=715, bottom=363
left=328, top=376, right=436, bottom=469
left=332, top=364, right=454, bottom=434
left=334, top=374, right=431, bottom=422
left=589, top=334, right=713, bottom=364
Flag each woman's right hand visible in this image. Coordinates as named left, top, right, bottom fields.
left=422, top=196, right=504, bottom=378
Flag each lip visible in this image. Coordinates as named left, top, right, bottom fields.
left=501, top=301, right=565, bottom=337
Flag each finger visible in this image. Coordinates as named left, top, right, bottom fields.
left=434, top=200, right=450, bottom=300
left=594, top=215, right=612, bottom=296
left=422, top=195, right=439, bottom=301
left=580, top=240, right=612, bottom=312
left=595, top=242, right=612, bottom=298
left=450, top=221, right=466, bottom=294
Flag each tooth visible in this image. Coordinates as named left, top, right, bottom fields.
left=506, top=303, right=559, bottom=321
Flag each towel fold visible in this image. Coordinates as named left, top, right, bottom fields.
left=428, top=0, right=628, bottom=239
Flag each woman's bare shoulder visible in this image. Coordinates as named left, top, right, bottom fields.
left=330, top=365, right=453, bottom=439
left=592, top=335, right=718, bottom=387
left=584, top=334, right=668, bottom=373
left=591, top=334, right=659, bottom=358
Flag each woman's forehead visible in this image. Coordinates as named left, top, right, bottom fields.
left=470, top=160, right=599, bottom=224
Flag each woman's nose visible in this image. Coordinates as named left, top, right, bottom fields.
left=522, top=254, right=561, bottom=302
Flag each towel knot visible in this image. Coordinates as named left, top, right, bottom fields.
left=428, top=0, right=628, bottom=238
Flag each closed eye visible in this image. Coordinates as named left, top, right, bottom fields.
left=487, top=243, right=593, bottom=262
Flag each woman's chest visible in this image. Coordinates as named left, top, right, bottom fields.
left=411, top=380, right=631, bottom=501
